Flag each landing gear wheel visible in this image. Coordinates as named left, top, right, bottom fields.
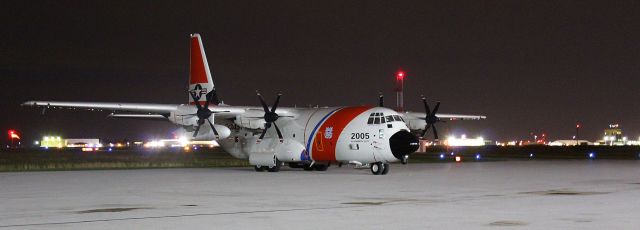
left=381, top=163, right=390, bottom=175
left=303, top=164, right=314, bottom=171
left=254, top=165, right=265, bottom=172
left=313, top=164, right=328, bottom=171
left=370, top=162, right=384, bottom=175
left=267, top=159, right=282, bottom=172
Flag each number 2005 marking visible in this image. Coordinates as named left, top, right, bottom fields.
left=351, top=133, right=370, bottom=139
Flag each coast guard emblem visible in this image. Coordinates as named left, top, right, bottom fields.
left=324, top=127, right=333, bottom=139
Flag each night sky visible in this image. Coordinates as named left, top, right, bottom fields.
left=2, top=0, right=639, bottom=145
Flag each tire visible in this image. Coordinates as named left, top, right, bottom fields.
left=381, top=163, right=390, bottom=175
left=303, top=164, right=314, bottom=171
left=370, top=162, right=383, bottom=175
left=313, top=164, right=328, bottom=171
left=254, top=165, right=264, bottom=172
left=288, top=162, right=303, bottom=168
left=267, top=160, right=282, bottom=172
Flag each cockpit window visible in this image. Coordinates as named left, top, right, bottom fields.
left=367, top=112, right=387, bottom=124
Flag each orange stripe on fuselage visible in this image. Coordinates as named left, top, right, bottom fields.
left=311, top=106, right=372, bottom=161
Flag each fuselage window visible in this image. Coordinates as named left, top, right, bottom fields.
left=374, top=117, right=380, bottom=124
left=367, top=117, right=374, bottom=124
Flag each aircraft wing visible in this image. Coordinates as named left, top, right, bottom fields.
left=22, top=101, right=179, bottom=116
left=400, top=111, right=486, bottom=131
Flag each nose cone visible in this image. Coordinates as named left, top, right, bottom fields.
left=389, top=130, right=420, bottom=160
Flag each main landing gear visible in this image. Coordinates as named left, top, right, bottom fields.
left=254, top=159, right=282, bottom=172
left=370, top=162, right=390, bottom=175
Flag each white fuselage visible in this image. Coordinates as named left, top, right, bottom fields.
left=168, top=105, right=413, bottom=165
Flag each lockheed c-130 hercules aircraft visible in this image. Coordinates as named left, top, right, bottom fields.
left=23, top=34, right=486, bottom=175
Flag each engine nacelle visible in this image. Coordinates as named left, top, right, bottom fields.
left=192, top=124, right=231, bottom=140
left=275, top=140, right=306, bottom=162
left=234, top=113, right=266, bottom=129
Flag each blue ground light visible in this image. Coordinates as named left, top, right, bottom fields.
left=588, top=152, right=596, bottom=159
left=439, top=153, right=445, bottom=159
left=529, top=153, right=534, bottom=158
left=475, top=154, right=481, bottom=160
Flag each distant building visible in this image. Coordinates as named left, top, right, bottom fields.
left=549, top=140, right=591, bottom=146
left=599, top=124, right=629, bottom=145
left=39, top=136, right=101, bottom=148
left=65, top=138, right=101, bottom=148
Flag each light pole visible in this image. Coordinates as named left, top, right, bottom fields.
left=576, top=123, right=580, bottom=146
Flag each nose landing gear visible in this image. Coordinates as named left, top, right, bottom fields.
left=370, top=162, right=390, bottom=175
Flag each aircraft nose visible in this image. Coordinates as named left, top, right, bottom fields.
left=389, top=130, right=420, bottom=160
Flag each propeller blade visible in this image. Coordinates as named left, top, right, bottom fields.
left=256, top=91, right=270, bottom=113
left=193, top=124, right=202, bottom=138
left=190, top=91, right=203, bottom=110
left=421, top=124, right=432, bottom=137
left=271, top=93, right=281, bottom=113
left=422, top=96, right=431, bottom=116
left=273, top=122, right=284, bottom=142
left=257, top=125, right=269, bottom=142
left=204, top=91, right=214, bottom=109
left=206, top=118, right=219, bottom=139
left=432, top=125, right=439, bottom=140
left=379, top=93, right=384, bottom=107
left=432, top=101, right=441, bottom=115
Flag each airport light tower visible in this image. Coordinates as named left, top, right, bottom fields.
left=395, top=71, right=405, bottom=112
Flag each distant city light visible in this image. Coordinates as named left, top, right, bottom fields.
left=588, top=152, right=595, bottom=159
left=439, top=153, right=445, bottom=159
left=455, top=156, right=462, bottom=162
left=475, top=154, right=481, bottom=160
left=529, top=153, right=534, bottom=158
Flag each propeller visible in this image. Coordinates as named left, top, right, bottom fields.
left=189, top=91, right=219, bottom=139
left=420, top=96, right=443, bottom=140
left=251, top=91, right=293, bottom=143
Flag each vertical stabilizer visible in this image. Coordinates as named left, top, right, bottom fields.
left=189, top=33, right=218, bottom=105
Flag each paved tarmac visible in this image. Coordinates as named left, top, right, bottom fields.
left=1, top=160, right=639, bottom=229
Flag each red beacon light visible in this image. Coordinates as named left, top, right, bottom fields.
left=396, top=71, right=405, bottom=80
